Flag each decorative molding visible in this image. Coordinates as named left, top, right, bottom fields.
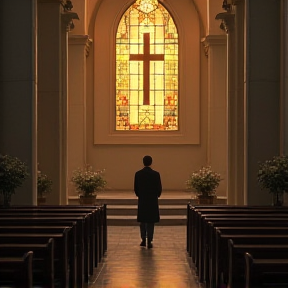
left=62, top=11, right=79, bottom=32
left=38, top=0, right=62, bottom=3
left=85, top=38, right=93, bottom=57
left=232, top=0, right=244, bottom=5
left=201, top=35, right=227, bottom=57
left=215, top=12, right=235, bottom=34
left=69, top=35, right=93, bottom=57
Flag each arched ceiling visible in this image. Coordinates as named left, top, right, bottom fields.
left=71, top=0, right=224, bottom=37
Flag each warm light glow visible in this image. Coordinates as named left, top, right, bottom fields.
left=116, top=3, right=178, bottom=131
left=135, top=0, right=158, bottom=14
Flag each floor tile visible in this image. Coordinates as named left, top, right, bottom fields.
left=89, top=226, right=202, bottom=288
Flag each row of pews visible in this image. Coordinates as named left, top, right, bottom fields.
left=0, top=204, right=107, bottom=288
left=186, top=204, right=288, bottom=288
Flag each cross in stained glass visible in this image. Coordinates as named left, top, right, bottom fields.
left=129, top=33, right=164, bottom=105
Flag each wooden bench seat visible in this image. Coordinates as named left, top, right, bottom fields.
left=228, top=240, right=288, bottom=288
left=198, top=215, right=288, bottom=283
left=207, top=226, right=288, bottom=284
left=0, top=251, right=33, bottom=288
left=187, top=205, right=288, bottom=257
left=0, top=238, right=54, bottom=288
left=213, top=232, right=288, bottom=288
left=245, top=252, right=288, bottom=288
left=195, top=212, right=288, bottom=271
left=0, top=205, right=107, bottom=287
left=10, top=204, right=107, bottom=262
left=0, top=207, right=104, bottom=279
left=186, top=205, right=288, bottom=288
left=0, top=230, right=69, bottom=288
left=0, top=214, right=88, bottom=287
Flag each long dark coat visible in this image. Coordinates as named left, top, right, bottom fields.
left=134, top=166, right=162, bottom=223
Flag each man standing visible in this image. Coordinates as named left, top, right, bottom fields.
left=134, top=155, right=162, bottom=248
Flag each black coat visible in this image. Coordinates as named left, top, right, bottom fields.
left=134, top=166, right=162, bottom=223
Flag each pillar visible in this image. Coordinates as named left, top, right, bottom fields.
left=201, top=35, right=228, bottom=199
left=0, top=0, right=37, bottom=205
left=37, top=0, right=78, bottom=204
left=244, top=0, right=281, bottom=205
left=67, top=35, right=92, bottom=199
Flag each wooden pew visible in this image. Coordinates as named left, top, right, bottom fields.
left=245, top=252, right=288, bottom=288
left=204, top=218, right=288, bottom=286
left=187, top=205, right=288, bottom=288
left=0, top=227, right=70, bottom=288
left=0, top=238, right=54, bottom=288
left=213, top=227, right=288, bottom=287
left=8, top=204, right=107, bottom=268
left=0, top=212, right=90, bottom=286
left=214, top=231, right=288, bottom=288
left=0, top=230, right=69, bottom=288
left=197, top=211, right=288, bottom=268
left=186, top=204, right=288, bottom=258
left=189, top=205, right=288, bottom=261
left=228, top=240, right=288, bottom=288
left=0, top=251, right=33, bottom=288
left=0, top=218, right=80, bottom=288
left=0, top=205, right=107, bottom=286
left=197, top=214, right=288, bottom=283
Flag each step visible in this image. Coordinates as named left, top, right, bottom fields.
left=107, top=205, right=187, bottom=216
left=107, top=215, right=187, bottom=226
left=95, top=198, right=190, bottom=205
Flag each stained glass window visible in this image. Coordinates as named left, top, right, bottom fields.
left=116, top=2, right=178, bottom=131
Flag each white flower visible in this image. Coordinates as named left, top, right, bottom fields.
left=186, top=166, right=221, bottom=196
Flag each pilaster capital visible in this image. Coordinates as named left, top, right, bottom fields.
left=62, top=11, right=79, bottom=32
left=38, top=0, right=62, bottom=3
left=201, top=35, right=227, bottom=57
left=232, top=0, right=244, bottom=5
left=215, top=12, right=235, bottom=34
left=69, top=35, right=93, bottom=57
left=222, top=0, right=243, bottom=11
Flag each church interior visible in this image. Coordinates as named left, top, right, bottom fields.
left=1, top=0, right=288, bottom=287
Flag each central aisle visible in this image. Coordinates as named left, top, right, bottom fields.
left=90, top=226, right=202, bottom=288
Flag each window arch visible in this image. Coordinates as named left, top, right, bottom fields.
left=115, top=3, right=178, bottom=131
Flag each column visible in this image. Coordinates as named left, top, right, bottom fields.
left=67, top=35, right=92, bottom=200
left=37, top=0, right=78, bottom=204
left=0, top=0, right=37, bottom=205
left=281, top=0, right=288, bottom=154
left=281, top=0, right=288, bottom=204
left=218, top=1, right=246, bottom=205
left=201, top=35, right=228, bottom=199
left=244, top=0, right=281, bottom=205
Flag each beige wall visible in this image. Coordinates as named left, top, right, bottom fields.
left=68, top=0, right=227, bottom=197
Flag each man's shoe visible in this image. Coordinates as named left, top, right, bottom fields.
left=147, top=242, right=153, bottom=249
left=140, top=240, right=146, bottom=247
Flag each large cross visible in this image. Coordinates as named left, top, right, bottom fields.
left=129, top=33, right=164, bottom=105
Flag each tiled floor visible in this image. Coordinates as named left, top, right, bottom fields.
left=89, top=226, right=203, bottom=288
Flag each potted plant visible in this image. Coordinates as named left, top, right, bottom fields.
left=257, top=155, right=288, bottom=206
left=37, top=170, right=52, bottom=205
left=186, top=165, right=221, bottom=204
left=0, top=154, right=29, bottom=207
left=71, top=164, right=107, bottom=205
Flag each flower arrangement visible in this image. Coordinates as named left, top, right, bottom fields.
left=257, top=155, right=288, bottom=194
left=71, top=164, right=107, bottom=197
left=37, top=170, right=53, bottom=198
left=0, top=154, right=29, bottom=206
left=186, top=165, right=221, bottom=196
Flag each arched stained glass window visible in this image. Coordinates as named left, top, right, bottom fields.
left=116, top=3, right=178, bottom=131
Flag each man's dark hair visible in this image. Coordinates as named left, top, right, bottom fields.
left=143, top=155, right=152, bottom=166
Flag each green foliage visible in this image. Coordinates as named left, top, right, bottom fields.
left=257, top=155, right=288, bottom=194
left=0, top=154, right=29, bottom=196
left=37, top=170, right=52, bottom=197
left=71, top=164, right=107, bottom=196
left=186, top=166, right=221, bottom=196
